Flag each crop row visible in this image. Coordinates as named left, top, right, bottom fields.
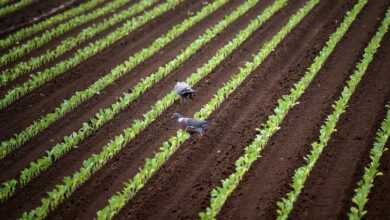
left=0, top=0, right=107, bottom=49
left=198, top=0, right=368, bottom=218
left=0, top=0, right=259, bottom=202
left=18, top=0, right=289, bottom=219
left=275, top=3, right=389, bottom=219
left=348, top=102, right=390, bottom=220
left=0, top=0, right=157, bottom=87
left=0, top=0, right=141, bottom=67
left=0, top=0, right=181, bottom=110
left=0, top=0, right=34, bottom=17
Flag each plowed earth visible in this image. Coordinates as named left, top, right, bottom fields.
left=0, top=0, right=389, bottom=219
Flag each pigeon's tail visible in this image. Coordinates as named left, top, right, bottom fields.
left=181, top=89, right=195, bottom=99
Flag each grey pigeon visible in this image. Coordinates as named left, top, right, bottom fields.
left=172, top=113, right=208, bottom=136
left=174, top=81, right=195, bottom=100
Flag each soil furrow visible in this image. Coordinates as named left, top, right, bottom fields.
left=0, top=0, right=201, bottom=140
left=289, top=17, right=390, bottom=220
left=111, top=1, right=357, bottom=219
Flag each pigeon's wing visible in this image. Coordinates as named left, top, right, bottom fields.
left=178, top=87, right=194, bottom=95
left=186, top=118, right=207, bottom=128
left=175, top=82, right=194, bottom=95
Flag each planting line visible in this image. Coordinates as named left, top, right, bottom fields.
left=275, top=5, right=390, bottom=220
left=19, top=0, right=290, bottom=219
left=199, top=0, right=369, bottom=219
left=0, top=0, right=145, bottom=67
left=0, top=0, right=183, bottom=111
left=0, top=0, right=158, bottom=87
left=348, top=104, right=390, bottom=220
left=95, top=0, right=319, bottom=218
left=0, top=0, right=35, bottom=17
left=0, top=0, right=107, bottom=49
left=0, top=0, right=261, bottom=202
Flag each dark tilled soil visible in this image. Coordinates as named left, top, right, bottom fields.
left=0, top=0, right=389, bottom=219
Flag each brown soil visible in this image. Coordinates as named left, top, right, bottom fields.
left=0, top=0, right=389, bottom=219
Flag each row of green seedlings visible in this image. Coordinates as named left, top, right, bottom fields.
left=0, top=0, right=226, bottom=162
left=198, top=0, right=368, bottom=218
left=0, top=0, right=184, bottom=111
left=0, top=0, right=147, bottom=67
left=0, top=0, right=263, bottom=202
left=0, top=0, right=34, bottom=17
left=97, top=0, right=314, bottom=216
left=275, top=4, right=390, bottom=220
left=19, top=0, right=290, bottom=218
left=348, top=103, right=390, bottom=220
left=0, top=0, right=158, bottom=87
left=0, top=0, right=107, bottom=49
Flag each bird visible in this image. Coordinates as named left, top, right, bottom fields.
left=174, top=81, right=195, bottom=100
left=172, top=112, right=208, bottom=136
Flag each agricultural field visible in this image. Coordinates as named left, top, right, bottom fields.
left=0, top=0, right=389, bottom=219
